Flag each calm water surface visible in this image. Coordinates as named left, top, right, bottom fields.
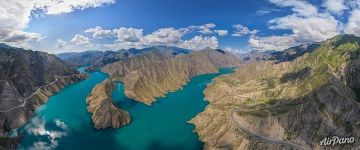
left=17, top=67, right=233, bottom=150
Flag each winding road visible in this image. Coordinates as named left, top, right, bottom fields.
left=228, top=95, right=311, bottom=150
left=230, top=110, right=310, bottom=150
left=0, top=75, right=78, bottom=113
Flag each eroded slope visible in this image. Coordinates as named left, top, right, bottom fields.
left=190, top=35, right=360, bottom=150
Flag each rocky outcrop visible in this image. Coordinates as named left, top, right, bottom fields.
left=190, top=35, right=360, bottom=150
left=86, top=79, right=131, bottom=129
left=102, top=49, right=240, bottom=105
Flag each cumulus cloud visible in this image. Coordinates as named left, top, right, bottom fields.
left=56, top=39, right=68, bottom=49
left=183, top=23, right=217, bottom=34
left=0, top=1, right=43, bottom=45
left=269, top=0, right=318, bottom=17
left=250, top=0, right=341, bottom=51
left=232, top=24, right=258, bottom=37
left=345, top=10, right=360, bottom=36
left=268, top=14, right=340, bottom=43
left=113, top=27, right=144, bottom=42
left=0, top=0, right=114, bottom=46
left=85, top=26, right=113, bottom=39
left=224, top=47, right=247, bottom=54
left=144, top=28, right=183, bottom=45
left=214, top=30, right=228, bottom=36
left=198, top=23, right=216, bottom=34
left=33, top=0, right=115, bottom=15
left=179, top=36, right=218, bottom=50
left=323, top=0, right=347, bottom=14
left=71, top=35, right=92, bottom=47
left=249, top=35, right=297, bottom=51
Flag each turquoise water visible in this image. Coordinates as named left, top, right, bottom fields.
left=17, top=68, right=233, bottom=150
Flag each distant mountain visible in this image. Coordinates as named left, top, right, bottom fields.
left=57, top=46, right=192, bottom=67
left=237, top=50, right=273, bottom=63
left=237, top=43, right=322, bottom=64
left=0, top=44, right=87, bottom=147
left=0, top=43, right=13, bottom=49
left=191, top=34, right=360, bottom=149
left=270, top=42, right=322, bottom=62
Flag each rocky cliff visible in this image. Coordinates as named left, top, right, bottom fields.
left=102, top=49, right=240, bottom=105
left=190, top=35, right=360, bottom=150
left=86, top=79, right=131, bottom=129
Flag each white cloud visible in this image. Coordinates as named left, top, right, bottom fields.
left=256, top=8, right=282, bottom=15
left=71, top=35, right=92, bottom=47
left=179, top=36, right=218, bottom=50
left=323, top=0, right=347, bottom=14
left=33, top=0, right=115, bottom=15
left=232, top=24, right=259, bottom=37
left=250, top=0, right=341, bottom=51
left=85, top=26, right=113, bottom=39
left=55, top=119, right=68, bottom=129
left=224, top=47, right=247, bottom=54
left=184, top=23, right=217, bottom=34
left=269, top=0, right=318, bottom=17
left=268, top=14, right=340, bottom=43
left=0, top=0, right=114, bottom=46
left=214, top=30, right=228, bottom=36
left=109, top=27, right=184, bottom=49
left=198, top=23, right=216, bottom=34
left=0, top=1, right=43, bottom=45
left=345, top=10, right=360, bottom=36
left=113, top=27, right=144, bottom=42
left=249, top=35, right=297, bottom=51
left=25, top=117, right=68, bottom=150
left=56, top=39, right=68, bottom=49
left=144, top=28, right=183, bottom=45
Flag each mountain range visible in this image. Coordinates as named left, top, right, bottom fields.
left=190, top=35, right=360, bottom=149
left=57, top=46, right=191, bottom=67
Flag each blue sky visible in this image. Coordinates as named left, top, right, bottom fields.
left=2, top=0, right=360, bottom=53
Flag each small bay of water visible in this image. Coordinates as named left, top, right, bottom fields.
left=17, top=68, right=233, bottom=150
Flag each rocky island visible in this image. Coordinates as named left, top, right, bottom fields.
left=86, top=79, right=131, bottom=129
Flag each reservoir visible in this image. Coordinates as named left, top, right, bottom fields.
left=17, top=68, right=233, bottom=150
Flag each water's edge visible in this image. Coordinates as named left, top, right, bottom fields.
left=16, top=67, right=234, bottom=150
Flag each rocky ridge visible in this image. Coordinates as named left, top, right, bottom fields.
left=190, top=35, right=360, bottom=150
left=101, top=49, right=241, bottom=105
